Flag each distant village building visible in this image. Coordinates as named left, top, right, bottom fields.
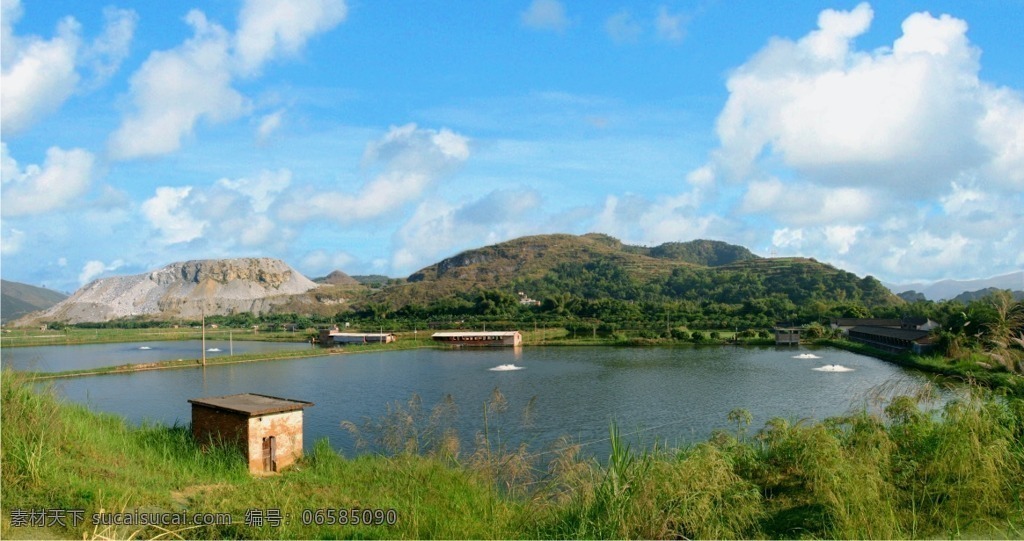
left=830, top=318, right=903, bottom=334
left=189, top=393, right=313, bottom=474
left=517, top=292, right=541, bottom=306
left=432, top=331, right=523, bottom=347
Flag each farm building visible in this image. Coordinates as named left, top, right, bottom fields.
left=773, top=326, right=801, bottom=345
left=432, top=331, right=522, bottom=347
left=189, top=393, right=313, bottom=474
left=318, top=327, right=396, bottom=345
left=847, top=326, right=937, bottom=355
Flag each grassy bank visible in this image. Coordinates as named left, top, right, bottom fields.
left=3, top=371, right=1023, bottom=539
left=0, top=327, right=316, bottom=348
left=820, top=339, right=1024, bottom=397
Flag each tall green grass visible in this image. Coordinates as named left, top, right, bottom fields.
left=3, top=369, right=1023, bottom=539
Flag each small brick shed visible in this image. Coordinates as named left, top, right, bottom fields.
left=189, top=393, right=313, bottom=474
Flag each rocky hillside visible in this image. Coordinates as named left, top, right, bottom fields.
left=1, top=280, right=68, bottom=323
left=24, top=258, right=319, bottom=324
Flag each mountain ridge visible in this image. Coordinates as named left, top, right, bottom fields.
left=1, top=280, right=68, bottom=323
left=885, top=271, right=1024, bottom=301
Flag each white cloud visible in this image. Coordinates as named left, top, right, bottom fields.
left=521, top=0, right=569, bottom=32
left=108, top=11, right=244, bottom=160
left=592, top=189, right=728, bottom=248
left=0, top=1, right=80, bottom=135
left=141, top=186, right=206, bottom=245
left=738, top=178, right=877, bottom=226
left=605, top=10, right=642, bottom=44
left=81, top=6, right=138, bottom=88
left=977, top=86, right=1024, bottom=189
left=215, top=169, right=290, bottom=212
left=301, top=250, right=355, bottom=276
left=1, top=1, right=138, bottom=134
left=672, top=3, right=1024, bottom=281
left=279, top=124, right=471, bottom=224
left=712, top=3, right=1019, bottom=196
left=823, top=225, right=864, bottom=255
left=1, top=143, right=95, bottom=217
left=1, top=226, right=25, bottom=254
left=772, top=228, right=804, bottom=250
left=655, top=6, right=687, bottom=43
left=110, top=1, right=346, bottom=160
left=234, top=0, right=347, bottom=75
left=78, top=258, right=123, bottom=285
left=142, top=169, right=294, bottom=250
left=391, top=189, right=542, bottom=274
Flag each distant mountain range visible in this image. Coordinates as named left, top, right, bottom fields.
left=11, top=233, right=1002, bottom=325
left=1, top=280, right=68, bottom=323
left=885, top=271, right=1024, bottom=301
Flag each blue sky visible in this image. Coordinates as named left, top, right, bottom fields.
left=2, top=0, right=1022, bottom=293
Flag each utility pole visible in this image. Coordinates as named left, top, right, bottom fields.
left=201, top=307, right=206, bottom=367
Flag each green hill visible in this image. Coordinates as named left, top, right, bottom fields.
left=1, top=280, right=67, bottom=323
left=374, top=234, right=901, bottom=324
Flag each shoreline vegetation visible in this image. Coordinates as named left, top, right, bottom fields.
left=3, top=366, right=1022, bottom=540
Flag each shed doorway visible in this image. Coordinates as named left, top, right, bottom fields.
left=262, top=436, right=277, bottom=472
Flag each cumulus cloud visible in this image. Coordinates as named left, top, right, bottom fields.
left=78, top=258, right=124, bottom=285
left=141, top=169, right=292, bottom=248
left=1, top=0, right=138, bottom=134
left=109, top=0, right=346, bottom=160
left=141, top=186, right=205, bottom=245
left=593, top=192, right=728, bottom=247
left=684, top=3, right=1024, bottom=280
left=521, top=0, right=569, bottom=32
left=234, top=0, right=347, bottom=75
left=712, top=2, right=1021, bottom=195
left=391, top=188, right=542, bottom=273
left=108, top=11, right=244, bottom=160
left=1, top=142, right=95, bottom=217
left=0, top=1, right=80, bottom=135
left=279, top=124, right=470, bottom=224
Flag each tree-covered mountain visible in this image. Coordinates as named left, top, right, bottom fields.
left=373, top=234, right=902, bottom=327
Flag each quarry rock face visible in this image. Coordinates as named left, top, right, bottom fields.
left=32, top=258, right=318, bottom=324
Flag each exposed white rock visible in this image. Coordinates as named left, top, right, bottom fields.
left=28, top=258, right=318, bottom=324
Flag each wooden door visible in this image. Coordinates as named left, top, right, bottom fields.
left=262, top=436, right=277, bottom=472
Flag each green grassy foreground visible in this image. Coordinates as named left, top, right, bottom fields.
left=3, top=370, right=1023, bottom=539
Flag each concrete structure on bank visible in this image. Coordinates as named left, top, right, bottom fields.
left=189, top=393, right=313, bottom=474
left=773, top=326, right=802, bottom=345
left=432, top=331, right=523, bottom=347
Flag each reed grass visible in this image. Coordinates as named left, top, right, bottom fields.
left=3, top=369, right=1023, bottom=539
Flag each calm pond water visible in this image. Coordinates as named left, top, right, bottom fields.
left=1, top=340, right=314, bottom=372
left=38, top=345, right=941, bottom=458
